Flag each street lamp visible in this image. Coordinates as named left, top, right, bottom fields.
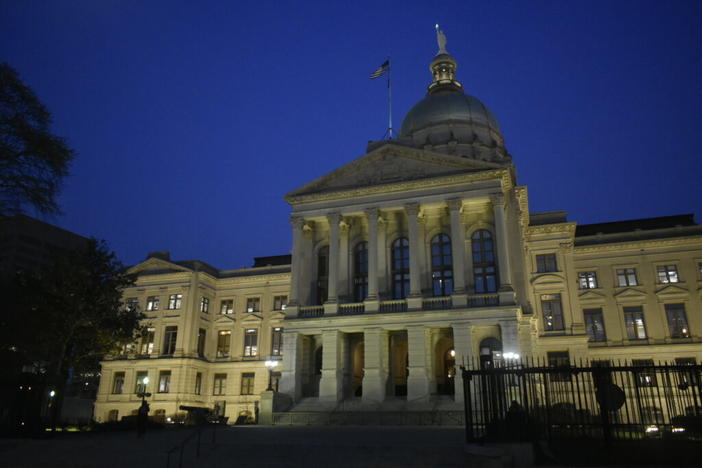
left=137, top=376, right=151, bottom=402
left=264, top=360, right=278, bottom=391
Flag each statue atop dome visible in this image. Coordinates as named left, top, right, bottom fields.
left=435, top=24, right=448, bottom=55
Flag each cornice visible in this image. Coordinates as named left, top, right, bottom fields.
left=286, top=169, right=508, bottom=205
left=574, top=235, right=702, bottom=253
left=527, top=222, right=577, bottom=237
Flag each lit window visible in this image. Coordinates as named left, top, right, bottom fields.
left=665, top=303, right=690, bottom=338
left=698, top=262, right=702, bottom=278
left=217, top=330, right=231, bottom=358
left=162, top=326, right=177, bottom=355
left=536, top=254, right=557, bottom=273
left=246, top=297, right=260, bottom=313
left=623, top=306, right=647, bottom=340
left=584, top=308, right=606, bottom=342
left=197, top=329, right=206, bottom=357
left=240, top=373, right=255, bottom=395
left=273, top=295, right=288, bottom=311
left=578, top=272, right=598, bottom=289
left=616, top=268, right=638, bottom=286
left=158, top=370, right=171, bottom=393
left=391, top=238, right=410, bottom=299
left=472, top=230, right=497, bottom=293
left=167, top=294, right=183, bottom=310
left=657, top=265, right=679, bottom=284
left=431, top=234, right=453, bottom=297
left=194, top=372, right=202, bottom=395
left=111, top=372, right=125, bottom=394
left=125, top=297, right=138, bottom=313
left=213, top=373, right=227, bottom=396
left=243, top=329, right=258, bottom=357
left=632, top=359, right=656, bottom=387
left=200, top=297, right=210, bottom=313
left=541, top=293, right=564, bottom=331
left=220, top=300, right=234, bottom=315
left=353, top=242, right=368, bottom=302
left=140, top=327, right=155, bottom=355
left=271, top=327, right=283, bottom=356
left=146, top=296, right=160, bottom=311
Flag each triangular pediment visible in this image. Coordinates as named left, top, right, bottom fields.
left=286, top=144, right=505, bottom=200
left=614, top=288, right=647, bottom=302
left=241, top=314, right=263, bottom=324
left=578, top=290, right=606, bottom=302
left=128, top=257, right=192, bottom=276
left=655, top=284, right=689, bottom=298
left=215, top=315, right=236, bottom=324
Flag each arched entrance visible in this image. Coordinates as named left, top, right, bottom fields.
left=479, top=337, right=503, bottom=369
left=434, top=335, right=455, bottom=395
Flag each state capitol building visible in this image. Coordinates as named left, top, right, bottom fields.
left=94, top=38, right=702, bottom=425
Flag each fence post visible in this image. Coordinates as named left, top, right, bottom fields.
left=594, top=367, right=613, bottom=448
left=461, top=366, right=474, bottom=443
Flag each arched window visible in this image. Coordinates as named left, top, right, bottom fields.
left=431, top=234, right=453, bottom=296
left=391, top=237, right=410, bottom=299
left=472, top=230, right=497, bottom=293
left=353, top=242, right=368, bottom=302
left=316, top=246, right=329, bottom=305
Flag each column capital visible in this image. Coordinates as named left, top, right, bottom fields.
left=490, top=192, right=505, bottom=207
left=302, top=221, right=315, bottom=235
left=339, top=217, right=351, bottom=233
left=404, top=202, right=420, bottom=217
left=447, top=198, right=464, bottom=213
left=364, top=207, right=380, bottom=218
left=326, top=212, right=341, bottom=225
left=290, top=215, right=305, bottom=229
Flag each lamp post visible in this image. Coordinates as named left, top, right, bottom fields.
left=264, top=360, right=278, bottom=391
left=137, top=376, right=152, bottom=402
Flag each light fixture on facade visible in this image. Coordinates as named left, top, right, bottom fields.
left=503, top=352, right=520, bottom=360
left=265, top=360, right=278, bottom=391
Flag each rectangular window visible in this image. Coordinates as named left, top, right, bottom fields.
left=158, top=370, right=171, bottom=393
left=584, top=308, right=606, bottom=342
left=698, top=262, right=702, bottom=279
left=657, top=265, right=680, bottom=284
left=536, top=254, right=557, bottom=273
left=623, top=306, right=647, bottom=340
left=197, top=328, right=206, bottom=357
left=246, top=297, right=260, bottom=313
left=125, top=297, right=138, bottom=312
left=243, top=329, right=258, bottom=357
left=616, top=268, right=638, bottom=287
left=213, top=373, right=227, bottom=396
left=665, top=303, right=690, bottom=338
left=240, top=372, right=255, bottom=395
left=578, top=272, right=598, bottom=289
left=146, top=296, right=160, bottom=311
left=111, top=372, right=125, bottom=394
left=135, top=371, right=148, bottom=394
left=167, top=294, right=183, bottom=310
left=271, top=371, right=281, bottom=392
left=632, top=359, right=657, bottom=387
left=220, top=299, right=234, bottom=315
left=548, top=351, right=571, bottom=382
left=273, top=295, right=288, bottom=310
left=194, top=372, right=202, bottom=395
left=271, top=327, right=283, bottom=356
left=140, top=327, right=155, bottom=355
left=541, top=293, right=564, bottom=331
left=217, top=330, right=232, bottom=358
left=200, top=297, right=210, bottom=313
left=162, top=326, right=178, bottom=355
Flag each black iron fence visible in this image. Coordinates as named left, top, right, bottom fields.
left=461, top=359, right=702, bottom=445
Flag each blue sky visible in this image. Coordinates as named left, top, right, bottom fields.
left=2, top=0, right=701, bottom=268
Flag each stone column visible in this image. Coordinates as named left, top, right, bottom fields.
left=405, top=203, right=423, bottom=300
left=448, top=199, right=468, bottom=307
left=301, top=221, right=315, bottom=306
left=280, top=331, right=303, bottom=401
left=338, top=218, right=350, bottom=302
left=326, top=213, right=340, bottom=304
left=287, top=216, right=305, bottom=313
left=365, top=208, right=379, bottom=300
left=376, top=214, right=387, bottom=298
left=319, top=330, right=343, bottom=402
left=491, top=194, right=515, bottom=304
left=452, top=323, right=473, bottom=403
left=362, top=328, right=388, bottom=403
left=406, top=325, right=430, bottom=402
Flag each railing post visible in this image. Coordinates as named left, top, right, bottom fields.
left=462, top=366, right=474, bottom=443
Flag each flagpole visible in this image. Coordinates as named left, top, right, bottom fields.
left=387, top=56, right=393, bottom=139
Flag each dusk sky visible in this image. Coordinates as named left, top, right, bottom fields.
left=2, top=0, right=701, bottom=269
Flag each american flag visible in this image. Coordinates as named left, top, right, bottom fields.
left=369, top=60, right=390, bottom=79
